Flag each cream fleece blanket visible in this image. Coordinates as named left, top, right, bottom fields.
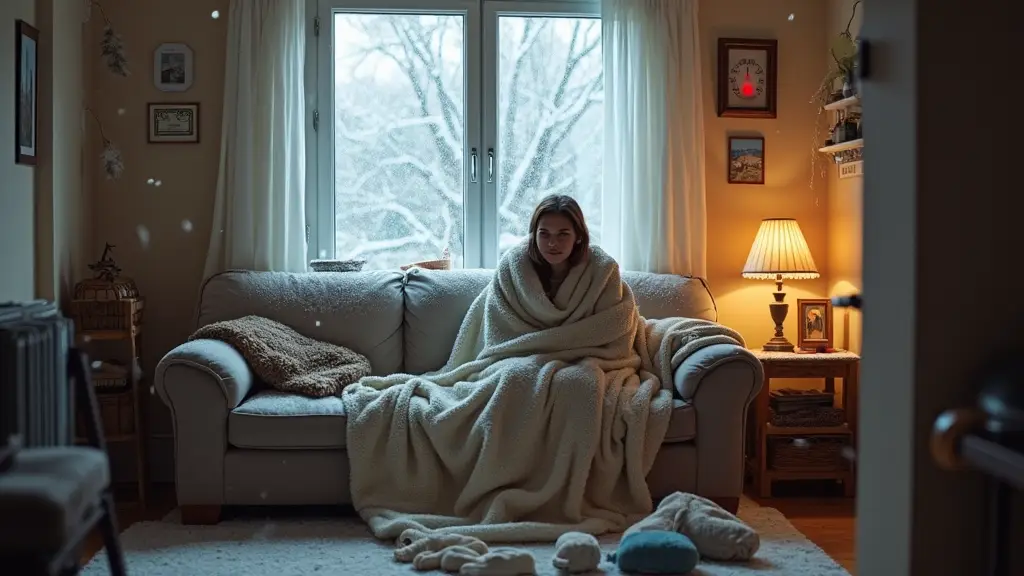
left=341, top=241, right=744, bottom=543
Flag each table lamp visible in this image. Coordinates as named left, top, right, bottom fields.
left=742, top=218, right=819, bottom=352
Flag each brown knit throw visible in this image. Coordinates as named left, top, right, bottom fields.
left=189, top=315, right=370, bottom=398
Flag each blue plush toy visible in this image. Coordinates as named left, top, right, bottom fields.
left=607, top=530, right=700, bottom=574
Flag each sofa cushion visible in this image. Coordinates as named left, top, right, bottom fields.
left=229, top=390, right=347, bottom=449
left=196, top=270, right=405, bottom=375
left=403, top=268, right=718, bottom=375
left=620, top=271, right=717, bottom=322
left=403, top=268, right=493, bottom=375
left=227, top=391, right=696, bottom=450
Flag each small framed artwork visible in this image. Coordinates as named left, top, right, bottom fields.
left=727, top=136, right=765, bottom=184
left=15, top=20, right=39, bottom=165
left=153, top=43, right=194, bottom=92
left=797, top=298, right=834, bottom=352
left=148, top=103, right=200, bottom=143
left=838, top=160, right=864, bottom=179
left=717, top=38, right=778, bottom=118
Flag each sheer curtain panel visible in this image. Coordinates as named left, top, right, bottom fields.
left=601, top=0, right=707, bottom=277
left=204, top=0, right=308, bottom=278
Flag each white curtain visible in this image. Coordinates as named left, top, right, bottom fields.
left=601, top=0, right=707, bottom=277
left=203, top=0, right=307, bottom=279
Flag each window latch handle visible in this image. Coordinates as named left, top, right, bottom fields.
left=487, top=148, right=494, bottom=183
left=470, top=148, right=478, bottom=183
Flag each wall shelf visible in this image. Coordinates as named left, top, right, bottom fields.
left=819, top=138, right=863, bottom=154
left=819, top=92, right=863, bottom=175
left=824, top=95, right=861, bottom=111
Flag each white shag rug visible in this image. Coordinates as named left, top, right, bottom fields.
left=82, top=501, right=849, bottom=575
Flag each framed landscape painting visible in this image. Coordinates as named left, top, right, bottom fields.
left=728, top=136, right=765, bottom=184
left=15, top=20, right=39, bottom=165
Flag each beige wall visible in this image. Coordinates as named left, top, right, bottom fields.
left=35, top=0, right=89, bottom=305
left=0, top=0, right=36, bottom=302
left=0, top=0, right=90, bottom=305
left=700, top=0, right=830, bottom=351
left=825, top=0, right=863, bottom=354
left=85, top=0, right=226, bottom=480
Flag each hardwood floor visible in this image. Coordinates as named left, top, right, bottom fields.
left=749, top=480, right=857, bottom=574
left=750, top=495, right=856, bottom=573
left=84, top=483, right=856, bottom=574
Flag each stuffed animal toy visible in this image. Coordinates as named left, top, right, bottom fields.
left=552, top=531, right=602, bottom=573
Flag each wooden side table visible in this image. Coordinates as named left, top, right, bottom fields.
left=72, top=311, right=149, bottom=510
left=747, top=350, right=860, bottom=497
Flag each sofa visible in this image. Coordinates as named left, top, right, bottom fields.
left=155, top=268, right=763, bottom=524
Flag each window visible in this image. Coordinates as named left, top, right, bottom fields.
left=311, top=0, right=603, bottom=269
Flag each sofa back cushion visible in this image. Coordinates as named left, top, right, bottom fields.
left=402, top=268, right=717, bottom=375
left=195, top=270, right=405, bottom=375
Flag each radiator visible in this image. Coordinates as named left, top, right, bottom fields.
left=0, top=300, right=75, bottom=447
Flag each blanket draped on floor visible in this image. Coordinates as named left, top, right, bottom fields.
left=341, top=242, right=744, bottom=543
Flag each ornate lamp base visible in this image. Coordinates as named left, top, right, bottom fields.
left=762, top=283, right=795, bottom=352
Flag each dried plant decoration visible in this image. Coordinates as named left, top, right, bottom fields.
left=808, top=0, right=861, bottom=189
left=86, top=108, right=124, bottom=180
left=88, top=0, right=131, bottom=77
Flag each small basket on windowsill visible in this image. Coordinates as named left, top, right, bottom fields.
left=400, top=247, right=453, bottom=271
left=400, top=259, right=452, bottom=271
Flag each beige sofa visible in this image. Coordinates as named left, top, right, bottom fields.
left=155, top=268, right=763, bottom=524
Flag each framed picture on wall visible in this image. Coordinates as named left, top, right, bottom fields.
left=153, top=43, right=194, bottom=92
left=15, top=20, right=39, bottom=165
left=147, top=103, right=200, bottom=143
left=797, top=298, right=834, bottom=352
left=717, top=38, right=778, bottom=118
left=727, top=136, right=765, bottom=184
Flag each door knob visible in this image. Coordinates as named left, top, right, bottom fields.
left=930, top=354, right=1024, bottom=472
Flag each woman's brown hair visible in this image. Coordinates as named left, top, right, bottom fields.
left=526, top=195, right=590, bottom=288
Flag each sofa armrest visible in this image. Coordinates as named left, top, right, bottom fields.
left=154, top=339, right=256, bottom=505
left=155, top=339, right=255, bottom=410
left=674, top=343, right=764, bottom=498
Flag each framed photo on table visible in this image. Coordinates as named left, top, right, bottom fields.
left=147, top=103, right=200, bottom=143
left=796, top=298, right=834, bottom=351
left=15, top=20, right=39, bottom=165
left=717, top=38, right=778, bottom=118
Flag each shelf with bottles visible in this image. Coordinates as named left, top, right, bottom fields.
left=819, top=92, right=863, bottom=168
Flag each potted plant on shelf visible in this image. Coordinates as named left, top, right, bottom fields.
left=808, top=0, right=862, bottom=186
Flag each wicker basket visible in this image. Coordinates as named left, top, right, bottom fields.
left=91, top=361, right=130, bottom=392
left=76, top=389, right=134, bottom=439
left=768, top=434, right=851, bottom=472
left=770, top=407, right=846, bottom=428
left=70, top=297, right=144, bottom=331
left=400, top=259, right=452, bottom=271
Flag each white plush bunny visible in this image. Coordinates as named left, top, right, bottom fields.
left=459, top=548, right=536, bottom=575
left=552, top=531, right=602, bottom=573
left=394, top=529, right=489, bottom=563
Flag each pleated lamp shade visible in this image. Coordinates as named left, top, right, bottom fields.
left=742, top=218, right=820, bottom=280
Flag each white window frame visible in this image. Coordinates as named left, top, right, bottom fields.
left=481, top=0, right=601, bottom=267
left=307, top=0, right=600, bottom=268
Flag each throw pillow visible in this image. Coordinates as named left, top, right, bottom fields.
left=609, top=530, right=700, bottom=574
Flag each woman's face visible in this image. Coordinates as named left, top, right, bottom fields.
left=535, top=213, right=578, bottom=267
